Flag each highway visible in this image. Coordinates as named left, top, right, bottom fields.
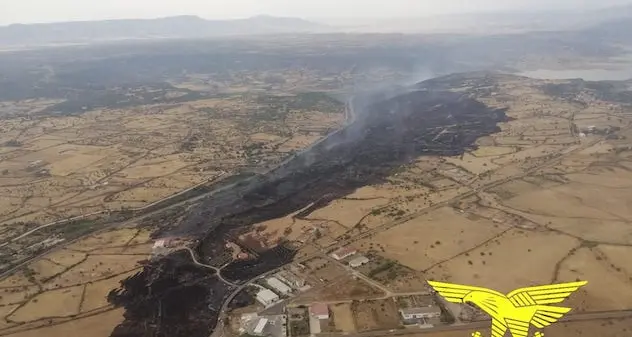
left=0, top=172, right=228, bottom=249
left=0, top=97, right=357, bottom=279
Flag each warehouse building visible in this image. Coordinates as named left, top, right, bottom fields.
left=330, top=246, right=357, bottom=260
left=348, top=255, right=370, bottom=268
left=253, top=318, right=268, bottom=335
left=266, top=277, right=293, bottom=295
left=256, top=289, right=280, bottom=307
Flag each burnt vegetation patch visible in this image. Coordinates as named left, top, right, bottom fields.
left=108, top=76, right=509, bottom=337
left=108, top=251, right=234, bottom=337
left=176, top=87, right=508, bottom=239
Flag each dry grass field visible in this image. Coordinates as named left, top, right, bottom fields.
left=330, top=303, right=356, bottom=332
left=291, top=275, right=384, bottom=304
left=351, top=299, right=402, bottom=332
left=0, top=92, right=344, bottom=232
left=2, top=68, right=632, bottom=337
left=0, top=226, right=152, bottom=336
left=265, top=75, right=632, bottom=326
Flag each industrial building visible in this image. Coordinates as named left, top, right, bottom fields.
left=253, top=318, right=268, bottom=335
left=399, top=306, right=441, bottom=321
left=266, top=277, right=293, bottom=295
left=275, top=270, right=306, bottom=289
left=330, top=246, right=357, bottom=260
left=256, top=289, right=280, bottom=307
left=240, top=314, right=287, bottom=337
left=348, top=255, right=369, bottom=268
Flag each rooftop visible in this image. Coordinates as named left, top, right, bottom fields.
left=309, top=303, right=329, bottom=317
left=266, top=277, right=292, bottom=294
left=399, top=306, right=441, bottom=316
left=254, top=318, right=268, bottom=334
left=257, top=289, right=280, bottom=302
left=348, top=255, right=369, bottom=265
left=331, top=246, right=357, bottom=258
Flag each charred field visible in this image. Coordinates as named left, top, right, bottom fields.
left=107, top=80, right=509, bottom=337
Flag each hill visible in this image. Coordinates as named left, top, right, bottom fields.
left=0, top=15, right=328, bottom=47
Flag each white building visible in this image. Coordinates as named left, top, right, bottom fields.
left=275, top=271, right=306, bottom=289
left=348, top=255, right=369, bottom=268
left=153, top=239, right=166, bottom=249
left=253, top=318, right=268, bottom=335
left=330, top=246, right=357, bottom=260
left=266, top=277, right=292, bottom=295
left=256, top=289, right=280, bottom=307
left=399, top=306, right=441, bottom=320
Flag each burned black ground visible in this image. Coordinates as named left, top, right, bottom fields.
left=107, top=76, right=509, bottom=337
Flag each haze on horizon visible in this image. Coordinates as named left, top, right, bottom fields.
left=2, top=0, right=632, bottom=25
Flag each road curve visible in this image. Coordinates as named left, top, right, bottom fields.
left=183, top=247, right=237, bottom=286
left=206, top=135, right=607, bottom=337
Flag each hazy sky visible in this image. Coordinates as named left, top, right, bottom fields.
left=2, top=0, right=632, bottom=25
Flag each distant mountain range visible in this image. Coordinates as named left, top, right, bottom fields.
left=328, top=4, right=632, bottom=34
left=2, top=6, right=632, bottom=48
left=0, top=15, right=329, bottom=47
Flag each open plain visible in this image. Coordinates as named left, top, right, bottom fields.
left=1, top=23, right=632, bottom=337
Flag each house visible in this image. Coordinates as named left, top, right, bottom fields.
left=348, top=255, right=369, bottom=268
left=399, top=306, right=442, bottom=321
left=330, top=246, right=357, bottom=260
left=253, top=318, right=268, bottom=335
left=309, top=303, right=329, bottom=320
left=256, top=289, right=280, bottom=307
left=266, top=277, right=292, bottom=295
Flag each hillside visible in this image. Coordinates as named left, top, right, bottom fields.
left=0, top=15, right=328, bottom=47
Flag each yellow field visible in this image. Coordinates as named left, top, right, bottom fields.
left=331, top=303, right=357, bottom=332
left=9, top=285, right=84, bottom=322
left=0, top=93, right=344, bottom=231
left=358, top=207, right=509, bottom=271
left=0, top=227, right=150, bottom=335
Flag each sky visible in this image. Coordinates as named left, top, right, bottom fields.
left=1, top=0, right=632, bottom=25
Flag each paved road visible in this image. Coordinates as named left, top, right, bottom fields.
left=325, top=254, right=394, bottom=296
left=0, top=172, right=230, bottom=279
left=0, top=171, right=228, bottom=249
left=316, top=138, right=602, bottom=256
left=207, top=136, right=606, bottom=337
left=1, top=99, right=357, bottom=278
left=316, top=309, right=632, bottom=337
left=184, top=247, right=236, bottom=286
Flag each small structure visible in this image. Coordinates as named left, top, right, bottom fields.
left=276, top=271, right=306, bottom=289
left=266, top=277, right=292, bottom=295
left=399, top=306, right=442, bottom=321
left=28, top=160, right=43, bottom=168
left=153, top=239, right=167, bottom=249
left=348, top=255, right=369, bottom=268
left=153, top=237, right=176, bottom=249
left=253, top=318, right=268, bottom=335
left=256, top=289, right=280, bottom=307
left=330, top=246, right=357, bottom=260
left=309, top=303, right=329, bottom=320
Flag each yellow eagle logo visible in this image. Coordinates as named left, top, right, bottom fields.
left=427, top=280, right=588, bottom=337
